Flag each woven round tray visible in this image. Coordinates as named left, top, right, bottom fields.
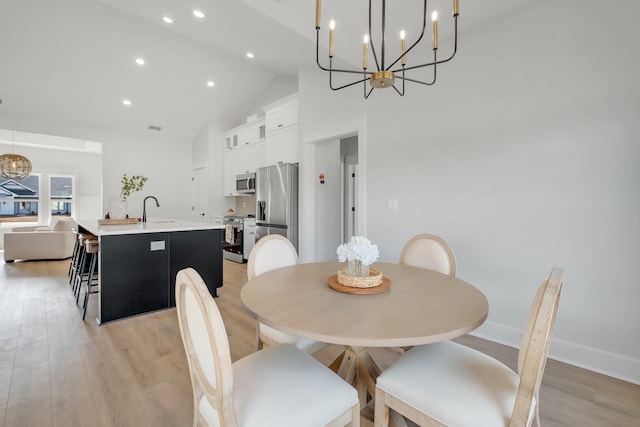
left=337, top=267, right=383, bottom=288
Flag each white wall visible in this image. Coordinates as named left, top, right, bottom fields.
left=100, top=136, right=190, bottom=220
left=0, top=116, right=193, bottom=222
left=298, top=0, right=640, bottom=383
left=313, top=139, right=342, bottom=261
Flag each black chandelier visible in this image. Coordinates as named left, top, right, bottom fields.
left=315, top=0, right=459, bottom=99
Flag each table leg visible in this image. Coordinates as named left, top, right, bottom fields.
left=333, top=347, right=409, bottom=427
left=333, top=347, right=381, bottom=410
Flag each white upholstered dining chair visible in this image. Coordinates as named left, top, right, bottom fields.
left=175, top=267, right=360, bottom=427
left=399, top=234, right=457, bottom=276
left=374, top=267, right=564, bottom=427
left=247, top=234, right=328, bottom=354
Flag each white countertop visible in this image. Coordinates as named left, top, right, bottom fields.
left=77, top=218, right=224, bottom=236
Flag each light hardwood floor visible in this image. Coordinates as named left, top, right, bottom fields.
left=0, top=258, right=638, bottom=426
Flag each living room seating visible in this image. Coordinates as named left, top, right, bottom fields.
left=175, top=267, right=360, bottom=427
left=3, top=217, right=77, bottom=262
left=373, top=268, right=564, bottom=427
left=247, top=234, right=328, bottom=355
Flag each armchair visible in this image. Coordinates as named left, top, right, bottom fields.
left=3, top=218, right=76, bottom=262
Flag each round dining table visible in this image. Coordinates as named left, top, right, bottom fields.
left=240, top=261, right=489, bottom=424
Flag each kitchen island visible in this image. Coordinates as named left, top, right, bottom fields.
left=77, top=219, right=224, bottom=324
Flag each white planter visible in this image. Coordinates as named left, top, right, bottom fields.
left=109, top=197, right=128, bottom=219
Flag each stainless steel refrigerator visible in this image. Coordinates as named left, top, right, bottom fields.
left=255, top=163, right=298, bottom=250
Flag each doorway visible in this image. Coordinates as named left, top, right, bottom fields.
left=191, top=166, right=207, bottom=222
left=300, top=116, right=366, bottom=263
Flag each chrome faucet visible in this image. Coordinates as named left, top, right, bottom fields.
left=142, top=196, right=160, bottom=222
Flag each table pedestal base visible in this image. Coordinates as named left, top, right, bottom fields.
left=330, top=347, right=409, bottom=427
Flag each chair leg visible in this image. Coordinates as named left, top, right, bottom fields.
left=374, top=387, right=389, bottom=427
left=351, top=403, right=361, bottom=427
left=74, top=248, right=89, bottom=304
left=254, top=325, right=264, bottom=352
left=67, top=239, right=78, bottom=281
left=83, top=251, right=99, bottom=321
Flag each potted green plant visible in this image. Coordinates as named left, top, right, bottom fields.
left=110, top=174, right=148, bottom=219
left=120, top=174, right=148, bottom=200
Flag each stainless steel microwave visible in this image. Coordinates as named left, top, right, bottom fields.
left=236, top=173, right=256, bottom=194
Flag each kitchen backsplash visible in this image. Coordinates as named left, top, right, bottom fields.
left=234, top=194, right=256, bottom=217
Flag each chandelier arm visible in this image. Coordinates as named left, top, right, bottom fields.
left=386, top=0, right=428, bottom=71
left=330, top=67, right=370, bottom=91
left=332, top=78, right=370, bottom=90
left=391, top=67, right=406, bottom=96
left=395, top=51, right=437, bottom=86
left=363, top=73, right=374, bottom=99
left=390, top=17, right=457, bottom=73
left=381, top=0, right=386, bottom=70
left=368, top=0, right=382, bottom=72
left=364, top=87, right=375, bottom=99
left=395, top=75, right=436, bottom=86
left=315, top=29, right=330, bottom=72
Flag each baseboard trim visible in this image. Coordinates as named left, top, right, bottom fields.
left=471, top=320, right=640, bottom=385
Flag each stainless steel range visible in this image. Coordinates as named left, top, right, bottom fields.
left=222, top=215, right=244, bottom=263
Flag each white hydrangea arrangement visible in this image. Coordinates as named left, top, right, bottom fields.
left=337, top=236, right=379, bottom=265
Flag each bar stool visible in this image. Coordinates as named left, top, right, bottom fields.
left=67, top=229, right=81, bottom=285
left=72, top=232, right=97, bottom=303
left=82, top=239, right=100, bottom=321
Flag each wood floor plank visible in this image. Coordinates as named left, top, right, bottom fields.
left=3, top=395, right=52, bottom=427
left=50, top=363, right=99, bottom=427
left=0, top=362, right=12, bottom=412
left=6, top=362, right=50, bottom=406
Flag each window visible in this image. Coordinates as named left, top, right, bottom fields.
left=50, top=175, right=73, bottom=219
left=0, top=175, right=39, bottom=225
left=0, top=174, right=76, bottom=226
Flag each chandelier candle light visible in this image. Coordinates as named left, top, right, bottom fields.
left=315, top=0, right=460, bottom=98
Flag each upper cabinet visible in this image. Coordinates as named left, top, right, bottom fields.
left=263, top=94, right=299, bottom=165
left=222, top=93, right=299, bottom=196
left=264, top=95, right=298, bottom=134
left=225, top=118, right=265, bottom=151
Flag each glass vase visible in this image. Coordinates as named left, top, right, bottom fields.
left=348, top=260, right=370, bottom=277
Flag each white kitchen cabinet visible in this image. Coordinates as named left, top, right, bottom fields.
left=225, top=132, right=239, bottom=150
left=224, top=149, right=240, bottom=196
left=264, top=95, right=298, bottom=134
left=224, top=94, right=298, bottom=187
left=234, top=143, right=265, bottom=175
left=225, top=118, right=264, bottom=151
left=237, top=118, right=265, bottom=147
left=243, top=218, right=256, bottom=261
left=264, top=125, right=299, bottom=165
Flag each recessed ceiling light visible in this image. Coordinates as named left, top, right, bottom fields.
left=246, top=52, right=255, bottom=59
left=163, top=16, right=173, bottom=24
left=207, top=81, right=215, bottom=87
left=193, top=10, right=205, bottom=18
left=135, top=58, right=145, bottom=66
left=122, top=99, right=132, bottom=106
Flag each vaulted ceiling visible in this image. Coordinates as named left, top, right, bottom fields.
left=0, top=0, right=527, bottom=142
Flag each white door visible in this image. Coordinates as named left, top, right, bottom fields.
left=192, top=167, right=207, bottom=222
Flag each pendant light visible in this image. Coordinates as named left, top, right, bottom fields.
left=0, top=132, right=32, bottom=180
